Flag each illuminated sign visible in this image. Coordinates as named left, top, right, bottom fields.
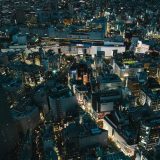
left=123, top=60, right=137, bottom=65
left=98, top=112, right=107, bottom=119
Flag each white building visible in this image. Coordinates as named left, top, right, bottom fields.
left=102, top=116, right=136, bottom=157
left=135, top=41, right=150, bottom=54
left=90, top=43, right=125, bottom=58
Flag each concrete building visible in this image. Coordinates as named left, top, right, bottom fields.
left=139, top=78, right=160, bottom=111
left=0, top=52, right=9, bottom=65
left=89, top=42, right=125, bottom=58
left=135, top=41, right=150, bottom=54
left=139, top=116, right=160, bottom=151
left=48, top=86, right=78, bottom=121
left=33, top=87, right=49, bottom=116
left=12, top=34, right=27, bottom=45
left=95, top=73, right=123, bottom=91
left=62, top=121, right=107, bottom=150
left=113, top=53, right=144, bottom=79
left=91, top=89, right=122, bottom=114
left=103, top=112, right=136, bottom=157
left=12, top=104, right=40, bottom=134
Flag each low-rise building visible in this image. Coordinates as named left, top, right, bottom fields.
left=62, top=121, right=107, bottom=151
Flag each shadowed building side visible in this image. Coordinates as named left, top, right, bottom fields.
left=0, top=86, right=19, bottom=160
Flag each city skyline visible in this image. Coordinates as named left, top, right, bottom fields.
left=0, top=0, right=160, bottom=160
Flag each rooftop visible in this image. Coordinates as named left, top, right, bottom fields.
left=142, top=78, right=160, bottom=100
left=104, top=111, right=136, bottom=145
left=105, top=152, right=131, bottom=160
left=142, top=115, right=160, bottom=128
left=97, top=73, right=122, bottom=84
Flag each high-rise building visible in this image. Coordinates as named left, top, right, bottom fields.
left=139, top=117, right=160, bottom=150
left=15, top=8, right=26, bottom=25
left=47, top=0, right=58, bottom=12
left=139, top=78, right=160, bottom=111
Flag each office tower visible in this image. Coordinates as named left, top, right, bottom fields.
left=15, top=8, right=26, bottom=25
left=139, top=117, right=160, bottom=150
left=48, top=0, right=58, bottom=12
